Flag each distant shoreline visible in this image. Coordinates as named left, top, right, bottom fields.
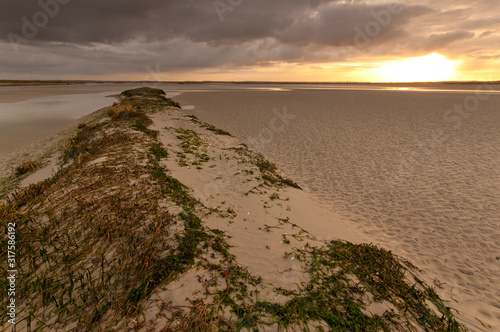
left=2, top=79, right=500, bottom=87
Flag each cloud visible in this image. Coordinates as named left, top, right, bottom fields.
left=460, top=15, right=500, bottom=30
left=0, top=0, right=498, bottom=78
left=1, top=1, right=427, bottom=46
left=479, top=31, right=494, bottom=38
left=476, top=54, right=500, bottom=60
left=424, top=31, right=475, bottom=50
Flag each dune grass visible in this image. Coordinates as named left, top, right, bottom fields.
left=14, top=161, right=39, bottom=176
left=229, top=146, right=301, bottom=189
left=186, top=115, right=233, bottom=136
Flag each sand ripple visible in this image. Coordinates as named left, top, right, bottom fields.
left=176, top=88, right=500, bottom=329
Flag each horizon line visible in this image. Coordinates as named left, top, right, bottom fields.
left=2, top=79, right=500, bottom=85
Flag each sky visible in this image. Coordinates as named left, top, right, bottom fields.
left=1, top=0, right=499, bottom=82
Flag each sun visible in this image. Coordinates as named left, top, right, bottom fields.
left=377, top=53, right=457, bottom=82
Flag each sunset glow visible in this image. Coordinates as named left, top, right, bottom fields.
left=376, top=54, right=457, bottom=82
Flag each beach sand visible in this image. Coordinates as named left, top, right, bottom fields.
left=1, top=85, right=498, bottom=330
left=1, top=88, right=470, bottom=331
left=174, top=88, right=500, bottom=330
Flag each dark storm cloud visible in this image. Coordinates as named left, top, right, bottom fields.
left=1, top=0, right=325, bottom=44
left=0, top=0, right=495, bottom=78
left=1, top=0, right=424, bottom=46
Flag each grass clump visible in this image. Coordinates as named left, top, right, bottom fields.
left=15, top=160, right=38, bottom=176
left=187, top=115, right=232, bottom=136
left=176, top=128, right=203, bottom=152
left=150, top=162, right=199, bottom=209
left=108, top=102, right=159, bottom=138
left=132, top=117, right=158, bottom=138
left=126, top=211, right=208, bottom=306
left=202, top=124, right=232, bottom=136
left=62, top=123, right=104, bottom=163
left=228, top=146, right=301, bottom=189
left=1, top=125, right=174, bottom=330
left=108, top=103, right=145, bottom=120
left=253, top=155, right=300, bottom=189
left=120, top=87, right=181, bottom=111
left=149, top=143, right=168, bottom=160
left=0, top=99, right=221, bottom=330
left=120, top=87, right=167, bottom=99
left=62, top=123, right=132, bottom=164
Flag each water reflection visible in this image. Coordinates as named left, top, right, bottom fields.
left=0, top=91, right=118, bottom=157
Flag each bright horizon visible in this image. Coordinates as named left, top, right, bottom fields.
left=1, top=1, right=499, bottom=82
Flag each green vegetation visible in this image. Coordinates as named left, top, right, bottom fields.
left=254, top=241, right=465, bottom=331
left=149, top=143, right=169, bottom=160
left=253, top=155, right=301, bottom=189
left=1, top=156, right=57, bottom=199
left=120, top=87, right=167, bottom=99
left=187, top=115, right=233, bottom=136
left=62, top=122, right=131, bottom=164
left=174, top=128, right=210, bottom=166
left=108, top=103, right=146, bottom=120
left=150, top=162, right=198, bottom=209
left=0, top=89, right=239, bottom=330
left=203, top=124, right=232, bottom=136
left=230, top=146, right=301, bottom=189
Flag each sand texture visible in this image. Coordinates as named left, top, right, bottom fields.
left=175, top=87, right=500, bottom=330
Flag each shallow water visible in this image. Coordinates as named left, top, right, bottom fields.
left=174, top=86, right=500, bottom=328
left=0, top=91, right=118, bottom=157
